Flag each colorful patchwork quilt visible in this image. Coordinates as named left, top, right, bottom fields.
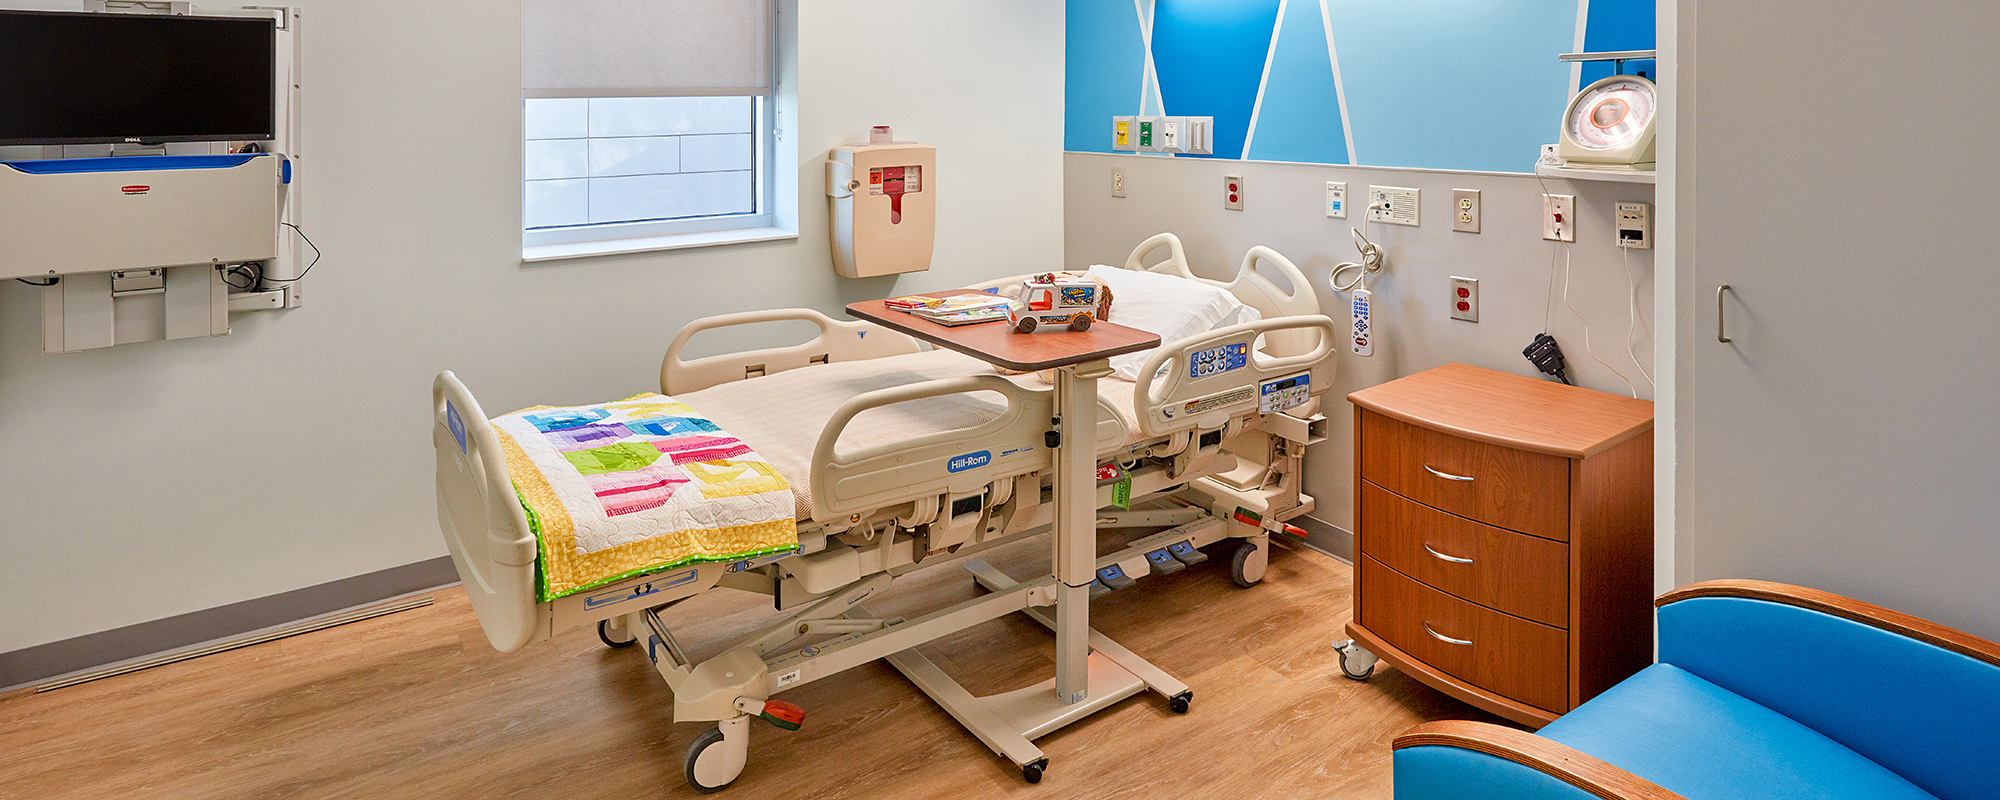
left=489, top=393, right=797, bottom=601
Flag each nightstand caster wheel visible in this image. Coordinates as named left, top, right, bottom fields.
left=1016, top=316, right=1038, bottom=334
left=1230, top=540, right=1266, bottom=588
left=1333, top=639, right=1378, bottom=681
left=1069, top=313, right=1092, bottom=332
left=1169, top=690, right=1192, bottom=714
left=1022, top=758, right=1048, bottom=784
left=597, top=618, right=636, bottom=648
left=685, top=719, right=749, bottom=793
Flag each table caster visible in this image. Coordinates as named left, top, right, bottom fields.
left=1022, top=757, right=1048, bottom=784
left=1169, top=690, right=1192, bottom=714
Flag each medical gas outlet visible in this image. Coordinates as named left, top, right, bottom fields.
left=1111, top=116, right=1214, bottom=155
left=828, top=126, right=936, bottom=278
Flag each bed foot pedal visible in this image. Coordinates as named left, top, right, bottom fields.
left=1168, top=540, right=1208, bottom=566
left=1145, top=548, right=1185, bottom=575
left=1095, top=564, right=1136, bottom=590
left=1088, top=579, right=1111, bottom=599
left=734, top=697, right=806, bottom=732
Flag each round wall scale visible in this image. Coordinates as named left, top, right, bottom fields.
left=1558, top=74, right=1657, bottom=170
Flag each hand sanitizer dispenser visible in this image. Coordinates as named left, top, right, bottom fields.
left=827, top=126, right=935, bottom=278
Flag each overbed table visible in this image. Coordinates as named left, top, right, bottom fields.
left=847, top=293, right=1188, bottom=780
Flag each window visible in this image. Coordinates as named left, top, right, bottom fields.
left=521, top=0, right=780, bottom=256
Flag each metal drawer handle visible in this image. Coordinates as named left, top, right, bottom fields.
left=1423, top=543, right=1474, bottom=564
left=1422, top=464, right=1474, bottom=482
left=1424, top=623, right=1473, bottom=646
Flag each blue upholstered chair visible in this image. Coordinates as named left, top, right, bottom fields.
left=1392, top=580, right=2000, bottom=800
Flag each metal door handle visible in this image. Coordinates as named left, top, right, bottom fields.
left=1424, top=623, right=1472, bottom=646
left=1717, top=284, right=1732, bottom=343
left=1423, top=543, right=1474, bottom=564
left=1422, top=464, right=1474, bottom=482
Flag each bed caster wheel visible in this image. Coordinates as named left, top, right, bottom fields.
left=1168, top=690, right=1192, bottom=714
left=1230, top=541, right=1266, bottom=588
left=1069, top=314, right=1092, bottom=332
left=1333, top=639, right=1378, bottom=681
left=1016, top=317, right=1038, bottom=334
left=597, top=619, right=636, bottom=649
left=1021, top=758, right=1048, bottom=784
left=685, top=719, right=749, bottom=793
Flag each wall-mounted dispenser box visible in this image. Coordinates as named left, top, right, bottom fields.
left=827, top=127, right=936, bottom=278
left=0, top=154, right=280, bottom=280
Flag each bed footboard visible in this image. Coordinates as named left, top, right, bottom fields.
left=432, top=371, right=544, bottom=653
left=662, top=308, right=923, bottom=394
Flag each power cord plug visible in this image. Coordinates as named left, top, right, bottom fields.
left=1523, top=333, right=1573, bottom=385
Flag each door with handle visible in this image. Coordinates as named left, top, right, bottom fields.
left=1680, top=1, right=2000, bottom=640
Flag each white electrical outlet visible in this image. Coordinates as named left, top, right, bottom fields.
left=1112, top=170, right=1125, bottom=198
left=1543, top=193, right=1576, bottom=242
left=1450, top=276, right=1479, bottom=322
left=1224, top=175, right=1244, bottom=211
left=1368, top=186, right=1419, bottom=226
left=1325, top=181, right=1347, bottom=218
left=1452, top=188, right=1480, bottom=233
left=1615, top=201, right=1651, bottom=249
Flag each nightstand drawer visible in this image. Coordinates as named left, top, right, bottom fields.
left=1359, top=410, right=1570, bottom=540
left=1359, top=555, right=1568, bottom=714
left=1358, top=480, right=1570, bottom=627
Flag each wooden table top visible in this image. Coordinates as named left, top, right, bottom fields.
left=846, top=291, right=1160, bottom=372
left=1347, top=362, right=1654, bottom=459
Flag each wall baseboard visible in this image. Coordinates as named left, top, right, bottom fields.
left=1290, top=514, right=1353, bottom=564
left=1, top=557, right=459, bottom=693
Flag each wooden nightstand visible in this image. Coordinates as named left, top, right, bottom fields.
left=1338, top=363, right=1654, bottom=727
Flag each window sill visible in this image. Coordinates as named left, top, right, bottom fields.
left=521, top=226, right=798, bottom=263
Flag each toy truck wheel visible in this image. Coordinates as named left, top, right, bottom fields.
left=1069, top=313, right=1092, bottom=332
left=1016, top=316, right=1038, bottom=334
left=597, top=618, right=637, bottom=648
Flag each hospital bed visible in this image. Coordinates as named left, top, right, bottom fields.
left=432, top=233, right=1338, bottom=791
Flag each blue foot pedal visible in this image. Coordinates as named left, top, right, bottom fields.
left=1088, top=579, right=1111, bottom=599
left=1168, top=540, right=1209, bottom=566
left=1096, top=564, right=1136, bottom=590
left=1146, top=549, right=1185, bottom=575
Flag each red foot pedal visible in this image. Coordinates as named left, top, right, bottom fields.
left=760, top=700, right=805, bottom=731
left=1281, top=523, right=1307, bottom=538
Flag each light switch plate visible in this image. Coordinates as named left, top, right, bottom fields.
left=1543, top=193, right=1575, bottom=242
left=1450, top=276, right=1478, bottom=322
left=1325, top=181, right=1347, bottom=218
left=1452, top=188, right=1480, bottom=233
left=1368, top=185, right=1419, bottom=226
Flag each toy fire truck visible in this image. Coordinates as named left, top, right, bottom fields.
left=1007, top=273, right=1112, bottom=333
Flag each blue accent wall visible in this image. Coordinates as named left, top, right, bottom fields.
left=1580, top=0, right=1657, bottom=86
left=1244, top=0, right=1348, bottom=165
left=1065, top=0, right=1656, bottom=173
left=1150, top=0, right=1284, bottom=160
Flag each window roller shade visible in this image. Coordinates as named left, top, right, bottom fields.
left=523, top=0, right=772, bottom=98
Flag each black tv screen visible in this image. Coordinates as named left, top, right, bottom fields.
left=0, top=10, right=275, bottom=146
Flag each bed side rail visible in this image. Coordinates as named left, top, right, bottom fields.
left=662, top=308, right=924, bottom=395
left=810, top=375, right=1125, bottom=522
left=432, top=371, right=544, bottom=653
left=1131, top=315, right=1339, bottom=437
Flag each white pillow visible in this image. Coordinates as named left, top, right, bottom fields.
left=1087, top=264, right=1261, bottom=381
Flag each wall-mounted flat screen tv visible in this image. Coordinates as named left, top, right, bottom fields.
left=0, top=10, right=275, bottom=146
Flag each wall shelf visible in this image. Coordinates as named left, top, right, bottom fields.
left=1535, top=163, right=1656, bottom=185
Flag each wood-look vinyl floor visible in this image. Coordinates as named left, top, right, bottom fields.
left=0, top=536, right=1508, bottom=800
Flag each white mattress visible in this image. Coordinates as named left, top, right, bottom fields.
left=681, top=348, right=1145, bottom=521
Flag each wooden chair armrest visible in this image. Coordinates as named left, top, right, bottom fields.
left=1657, top=579, right=2000, bottom=669
left=1394, top=720, right=1688, bottom=800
